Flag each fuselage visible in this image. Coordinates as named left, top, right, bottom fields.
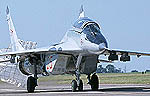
left=65, top=17, right=108, bottom=55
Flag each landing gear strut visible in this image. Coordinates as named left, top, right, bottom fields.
left=87, top=73, right=99, bottom=91
left=27, top=57, right=38, bottom=93
left=71, top=54, right=99, bottom=92
left=71, top=54, right=83, bottom=92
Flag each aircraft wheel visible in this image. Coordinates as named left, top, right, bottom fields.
left=90, top=73, right=99, bottom=91
left=71, top=80, right=77, bottom=92
left=27, top=76, right=37, bottom=93
left=78, top=79, right=83, bottom=91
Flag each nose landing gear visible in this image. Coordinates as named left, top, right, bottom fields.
left=71, top=79, right=83, bottom=92
left=71, top=54, right=84, bottom=92
left=71, top=54, right=99, bottom=92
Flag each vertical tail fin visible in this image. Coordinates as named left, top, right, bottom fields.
left=6, top=6, right=24, bottom=51
left=79, top=5, right=84, bottom=18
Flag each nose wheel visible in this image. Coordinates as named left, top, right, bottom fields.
left=71, top=80, right=77, bottom=92
left=71, top=79, right=83, bottom=92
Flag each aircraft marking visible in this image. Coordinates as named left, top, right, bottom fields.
left=50, top=62, right=53, bottom=69
left=10, top=29, right=13, bottom=33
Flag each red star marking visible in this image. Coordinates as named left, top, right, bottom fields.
left=10, top=29, right=13, bottom=33
left=47, top=66, right=49, bottom=70
left=48, top=56, right=53, bottom=70
left=50, top=62, right=53, bottom=69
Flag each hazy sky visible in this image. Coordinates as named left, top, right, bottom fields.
left=0, top=0, right=150, bottom=72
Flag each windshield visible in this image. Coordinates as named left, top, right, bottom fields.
left=82, top=22, right=108, bottom=46
left=83, top=23, right=101, bottom=36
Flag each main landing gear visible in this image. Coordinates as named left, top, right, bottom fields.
left=71, top=54, right=99, bottom=92
left=27, top=57, right=38, bottom=93
left=87, top=73, right=99, bottom=91
left=27, top=76, right=37, bottom=93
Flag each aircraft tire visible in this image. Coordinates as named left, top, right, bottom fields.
left=78, top=79, right=83, bottom=91
left=71, top=80, right=77, bottom=92
left=27, top=76, right=37, bottom=93
left=90, top=73, right=99, bottom=91
left=19, top=61, right=31, bottom=75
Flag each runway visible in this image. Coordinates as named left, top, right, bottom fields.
left=0, top=81, right=150, bottom=96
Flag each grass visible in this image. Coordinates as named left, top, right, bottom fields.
left=99, top=73, right=150, bottom=84
left=39, top=72, right=150, bottom=84
left=1, top=72, right=150, bottom=84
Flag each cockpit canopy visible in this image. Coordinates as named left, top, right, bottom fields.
left=72, top=17, right=108, bottom=48
left=83, top=22, right=101, bottom=35
left=73, top=17, right=101, bottom=30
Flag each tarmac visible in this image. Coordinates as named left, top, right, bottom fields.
left=0, top=81, right=150, bottom=96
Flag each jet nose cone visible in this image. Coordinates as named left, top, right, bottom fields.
left=99, top=43, right=106, bottom=51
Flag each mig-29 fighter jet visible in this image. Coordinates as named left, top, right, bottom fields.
left=1, top=5, right=150, bottom=92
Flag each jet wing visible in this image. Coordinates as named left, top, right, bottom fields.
left=104, top=48, right=150, bottom=57
left=0, top=41, right=82, bottom=56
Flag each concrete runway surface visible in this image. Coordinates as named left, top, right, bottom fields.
left=0, top=81, right=150, bottom=96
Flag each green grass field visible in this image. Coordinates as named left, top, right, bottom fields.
left=39, top=72, right=150, bottom=84
left=1, top=72, right=150, bottom=84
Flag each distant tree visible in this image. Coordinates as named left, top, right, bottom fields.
left=96, top=65, right=103, bottom=73
left=96, top=65, right=106, bottom=73
left=145, top=70, right=150, bottom=72
left=131, top=70, right=138, bottom=72
left=98, top=65, right=103, bottom=69
left=97, top=64, right=122, bottom=73
left=106, top=64, right=115, bottom=73
left=102, top=68, right=107, bottom=73
left=118, top=68, right=122, bottom=73
left=114, top=68, right=122, bottom=73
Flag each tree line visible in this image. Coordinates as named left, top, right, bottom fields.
left=96, top=64, right=122, bottom=73
left=96, top=64, right=150, bottom=73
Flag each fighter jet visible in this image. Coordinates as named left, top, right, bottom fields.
left=1, top=5, right=150, bottom=92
